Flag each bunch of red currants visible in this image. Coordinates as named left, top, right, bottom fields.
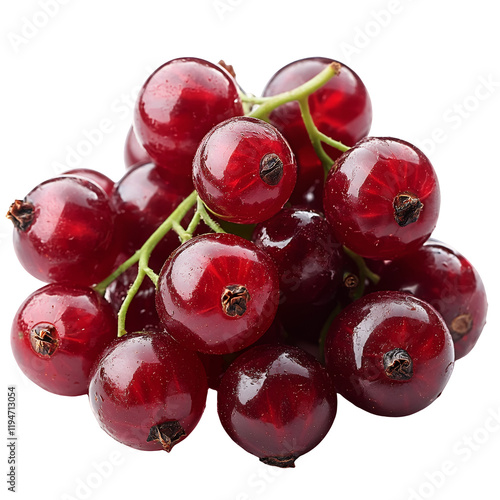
left=8, top=57, right=488, bottom=467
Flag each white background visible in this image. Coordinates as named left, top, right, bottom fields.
left=1, top=1, right=499, bottom=499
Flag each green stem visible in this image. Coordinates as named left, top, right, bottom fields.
left=248, top=61, right=341, bottom=121
left=317, top=131, right=350, bottom=154
left=241, top=94, right=268, bottom=105
left=298, top=97, right=335, bottom=173
left=197, top=197, right=226, bottom=234
left=182, top=209, right=201, bottom=243
left=343, top=246, right=380, bottom=301
left=111, top=190, right=197, bottom=337
left=171, top=220, right=190, bottom=242
left=94, top=250, right=141, bottom=295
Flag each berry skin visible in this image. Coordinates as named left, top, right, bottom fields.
left=155, top=233, right=280, bottom=354
left=124, top=126, right=150, bottom=169
left=134, top=57, right=243, bottom=179
left=11, top=284, right=117, bottom=396
left=263, top=57, right=372, bottom=166
left=263, top=57, right=372, bottom=206
left=8, top=176, right=118, bottom=286
left=323, top=137, right=440, bottom=260
left=325, top=291, right=454, bottom=417
left=376, top=240, right=488, bottom=360
left=252, top=208, right=343, bottom=304
left=89, top=331, right=208, bottom=451
left=193, top=117, right=297, bottom=224
left=217, top=344, right=337, bottom=468
left=62, top=168, right=115, bottom=196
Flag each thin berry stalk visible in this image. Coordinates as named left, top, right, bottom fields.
left=247, top=62, right=341, bottom=120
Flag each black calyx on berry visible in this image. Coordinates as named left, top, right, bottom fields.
left=260, top=153, right=284, bottom=186
left=7, top=199, right=35, bottom=231
left=221, top=285, right=251, bottom=317
left=146, top=421, right=186, bottom=452
left=450, top=313, right=473, bottom=337
left=259, top=455, right=297, bottom=469
left=30, top=324, right=59, bottom=357
left=393, top=192, right=423, bottom=227
left=343, top=272, right=359, bottom=289
left=383, top=348, right=413, bottom=381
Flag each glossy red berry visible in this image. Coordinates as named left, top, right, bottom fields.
left=62, top=168, right=115, bottom=197
left=193, top=117, right=297, bottom=224
left=199, top=315, right=286, bottom=391
left=134, top=57, right=243, bottom=179
left=325, top=291, right=454, bottom=417
left=124, top=126, right=150, bottom=169
left=288, top=160, right=325, bottom=213
left=8, top=176, right=118, bottom=286
left=263, top=58, right=372, bottom=166
left=376, top=240, right=488, bottom=360
left=324, top=137, right=440, bottom=260
left=263, top=57, right=372, bottom=206
left=252, top=208, right=343, bottom=304
left=11, top=284, right=117, bottom=396
left=217, top=344, right=337, bottom=467
left=89, top=331, right=208, bottom=451
left=156, top=233, right=280, bottom=354
left=111, top=162, right=193, bottom=271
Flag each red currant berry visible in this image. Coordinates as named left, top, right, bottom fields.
left=111, top=162, right=193, bottom=271
left=193, top=117, right=297, bottom=224
left=263, top=57, right=372, bottom=205
left=199, top=315, right=286, bottom=390
left=324, top=137, right=440, bottom=260
left=134, top=57, right=243, bottom=179
left=325, top=291, right=454, bottom=417
left=62, top=168, right=115, bottom=197
left=278, top=295, right=337, bottom=360
left=11, top=284, right=117, bottom=396
left=217, top=344, right=337, bottom=467
left=288, top=160, right=325, bottom=212
left=124, top=126, right=150, bottom=169
left=252, top=208, right=343, bottom=304
left=89, top=331, right=208, bottom=451
left=156, top=233, right=280, bottom=354
left=376, top=240, right=488, bottom=360
left=8, top=176, right=118, bottom=286
left=263, top=58, right=372, bottom=166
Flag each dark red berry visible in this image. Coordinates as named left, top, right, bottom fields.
left=124, top=126, right=150, bottom=169
left=193, top=117, right=297, bottom=224
left=263, top=58, right=372, bottom=165
left=325, top=291, right=454, bottom=417
left=11, top=284, right=117, bottom=396
left=111, top=162, right=193, bottom=271
left=134, top=57, right=243, bottom=180
left=8, top=176, right=118, bottom=286
left=62, top=168, right=115, bottom=197
left=376, top=240, right=488, bottom=360
left=263, top=57, right=372, bottom=205
left=252, top=208, right=343, bottom=304
left=89, top=331, right=207, bottom=451
left=324, top=137, right=440, bottom=260
left=199, top=315, right=286, bottom=391
left=155, top=233, right=280, bottom=354
left=278, top=295, right=337, bottom=360
left=217, top=344, right=337, bottom=467
left=288, top=160, right=325, bottom=213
